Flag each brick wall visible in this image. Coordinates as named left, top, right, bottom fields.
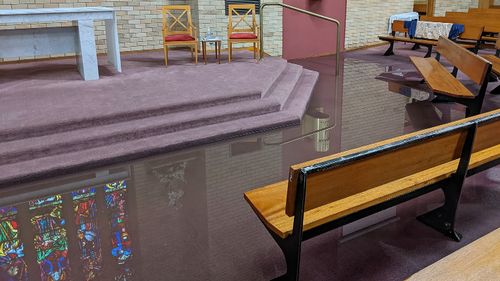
left=0, top=0, right=282, bottom=61
left=345, top=0, right=415, bottom=49
left=433, top=0, right=478, bottom=16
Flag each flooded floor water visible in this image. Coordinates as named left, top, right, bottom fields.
left=0, top=45, right=499, bottom=281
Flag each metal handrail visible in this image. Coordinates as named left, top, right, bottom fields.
left=259, top=3, right=342, bottom=76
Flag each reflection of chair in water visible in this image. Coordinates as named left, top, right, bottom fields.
left=227, top=4, right=260, bottom=62
left=161, top=5, right=198, bottom=66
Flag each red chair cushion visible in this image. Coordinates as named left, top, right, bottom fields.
left=230, top=33, right=258, bottom=39
left=165, top=34, right=195, bottom=42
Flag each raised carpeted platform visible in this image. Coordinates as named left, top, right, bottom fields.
left=0, top=50, right=318, bottom=185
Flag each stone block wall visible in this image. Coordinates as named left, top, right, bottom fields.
left=0, top=0, right=282, bottom=61
left=345, top=0, right=415, bottom=49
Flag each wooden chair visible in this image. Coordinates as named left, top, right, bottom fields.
left=410, top=37, right=492, bottom=117
left=227, top=4, right=260, bottom=62
left=161, top=5, right=198, bottom=66
left=245, top=109, right=500, bottom=280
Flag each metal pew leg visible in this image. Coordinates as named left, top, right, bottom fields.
left=417, top=125, right=477, bottom=242
left=384, top=41, right=395, bottom=56
left=424, top=45, right=433, bottom=58
left=491, top=85, right=500, bottom=95
left=417, top=186, right=463, bottom=242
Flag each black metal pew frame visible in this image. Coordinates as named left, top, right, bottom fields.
left=258, top=112, right=500, bottom=281
left=431, top=51, right=492, bottom=117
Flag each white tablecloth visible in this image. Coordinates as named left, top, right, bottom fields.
left=415, top=21, right=453, bottom=40
left=388, top=12, right=419, bottom=33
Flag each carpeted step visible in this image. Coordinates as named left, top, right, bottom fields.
left=0, top=98, right=282, bottom=165
left=0, top=91, right=263, bottom=143
left=263, top=63, right=304, bottom=109
left=0, top=111, right=299, bottom=187
left=283, top=69, right=320, bottom=119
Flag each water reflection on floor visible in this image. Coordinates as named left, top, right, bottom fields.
left=0, top=51, right=499, bottom=281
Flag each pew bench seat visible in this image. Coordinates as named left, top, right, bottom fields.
left=245, top=143, right=500, bottom=239
left=410, top=56, right=476, bottom=99
left=379, top=35, right=438, bottom=46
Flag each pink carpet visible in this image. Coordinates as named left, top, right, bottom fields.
left=0, top=49, right=318, bottom=186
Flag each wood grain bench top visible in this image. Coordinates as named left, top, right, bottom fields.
left=244, top=144, right=500, bottom=239
left=482, top=54, right=500, bottom=75
left=406, top=228, right=500, bottom=281
left=378, top=35, right=438, bottom=46
left=410, top=56, right=475, bottom=99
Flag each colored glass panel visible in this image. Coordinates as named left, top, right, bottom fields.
left=72, top=188, right=102, bottom=281
left=104, top=181, right=133, bottom=280
left=0, top=207, right=28, bottom=281
left=30, top=196, right=70, bottom=281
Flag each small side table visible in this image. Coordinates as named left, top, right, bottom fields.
left=201, top=38, right=222, bottom=64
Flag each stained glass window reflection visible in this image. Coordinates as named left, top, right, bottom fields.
left=104, top=181, right=133, bottom=280
left=72, top=188, right=102, bottom=281
left=0, top=207, right=28, bottom=281
left=29, top=195, right=71, bottom=281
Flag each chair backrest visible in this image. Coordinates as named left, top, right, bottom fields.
left=436, top=37, right=491, bottom=85
left=392, top=20, right=408, bottom=35
left=284, top=109, right=500, bottom=216
left=459, top=25, right=484, bottom=41
left=228, top=4, right=257, bottom=35
left=496, top=36, right=500, bottom=51
left=162, top=5, right=194, bottom=36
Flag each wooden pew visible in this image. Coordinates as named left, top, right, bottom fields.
left=379, top=21, right=482, bottom=57
left=468, top=8, right=500, bottom=15
left=482, top=37, right=500, bottom=95
left=244, top=109, right=500, bottom=281
left=422, top=14, right=500, bottom=43
left=379, top=20, right=438, bottom=57
left=445, top=11, right=499, bottom=43
left=406, top=228, right=500, bottom=280
left=410, top=37, right=492, bottom=117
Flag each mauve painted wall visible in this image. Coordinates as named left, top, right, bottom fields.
left=282, top=0, right=346, bottom=59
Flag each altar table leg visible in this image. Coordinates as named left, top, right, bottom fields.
left=75, top=19, right=99, bottom=81
left=105, top=16, right=122, bottom=72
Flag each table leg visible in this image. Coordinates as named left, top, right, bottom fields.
left=218, top=42, right=221, bottom=64
left=202, top=42, right=207, bottom=65
left=105, top=15, right=121, bottom=72
left=215, top=42, right=218, bottom=59
left=75, top=19, right=99, bottom=81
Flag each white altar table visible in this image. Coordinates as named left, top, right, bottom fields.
left=0, top=7, right=122, bottom=80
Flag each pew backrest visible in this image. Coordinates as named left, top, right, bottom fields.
left=284, top=109, right=500, bottom=216
left=436, top=37, right=491, bottom=84
left=421, top=15, right=500, bottom=33
left=459, top=25, right=484, bottom=41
